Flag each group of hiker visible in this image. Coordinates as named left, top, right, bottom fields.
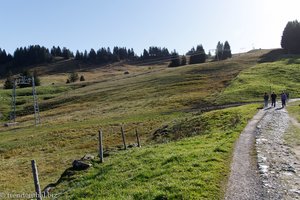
left=263, top=91, right=289, bottom=108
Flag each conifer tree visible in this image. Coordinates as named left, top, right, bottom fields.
left=75, top=50, right=82, bottom=60
left=168, top=51, right=181, bottom=67
left=142, top=49, right=149, bottom=59
left=189, top=45, right=206, bottom=64
left=89, top=48, right=97, bottom=62
left=181, top=55, right=187, bottom=66
left=215, top=41, right=223, bottom=60
left=281, top=20, right=300, bottom=54
left=3, top=71, right=14, bottom=89
left=223, top=41, right=232, bottom=59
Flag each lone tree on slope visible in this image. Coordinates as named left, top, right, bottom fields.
left=223, top=41, right=232, bottom=59
left=281, top=20, right=300, bottom=54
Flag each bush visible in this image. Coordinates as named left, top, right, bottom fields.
left=4, top=77, right=13, bottom=89
left=80, top=75, right=85, bottom=81
left=68, top=72, right=79, bottom=83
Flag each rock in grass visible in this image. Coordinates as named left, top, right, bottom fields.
left=127, top=143, right=138, bottom=148
left=72, top=160, right=91, bottom=170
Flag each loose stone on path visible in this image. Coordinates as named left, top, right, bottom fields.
left=256, top=106, right=300, bottom=200
left=226, top=102, right=300, bottom=200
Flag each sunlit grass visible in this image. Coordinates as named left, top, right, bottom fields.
left=217, top=58, right=300, bottom=104
left=1, top=50, right=294, bottom=198
left=286, top=100, right=300, bottom=147
left=52, top=104, right=259, bottom=200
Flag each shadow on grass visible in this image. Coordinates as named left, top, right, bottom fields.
left=259, top=49, right=300, bottom=64
left=258, top=49, right=286, bottom=63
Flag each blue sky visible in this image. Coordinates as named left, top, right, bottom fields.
left=0, top=0, right=299, bottom=55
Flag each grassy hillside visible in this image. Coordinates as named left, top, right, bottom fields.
left=286, top=101, right=300, bottom=148
left=216, top=55, right=300, bottom=104
left=0, top=49, right=299, bottom=198
left=52, top=104, right=259, bottom=199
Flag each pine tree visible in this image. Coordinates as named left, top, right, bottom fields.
left=168, top=51, right=181, bottom=67
left=181, top=55, right=187, bottom=66
left=223, top=41, right=232, bottom=59
left=75, top=50, right=82, bottom=60
left=142, top=49, right=149, bottom=59
left=89, top=48, right=97, bottom=62
left=56, top=46, right=62, bottom=57
left=281, top=20, right=300, bottom=54
left=207, top=51, right=212, bottom=59
left=83, top=50, right=88, bottom=62
left=186, top=47, right=195, bottom=55
left=112, top=47, right=120, bottom=61
left=0, top=49, right=8, bottom=64
left=61, top=47, right=74, bottom=59
left=50, top=46, right=57, bottom=56
left=189, top=45, right=206, bottom=64
left=215, top=41, right=223, bottom=60
left=3, top=71, right=14, bottom=89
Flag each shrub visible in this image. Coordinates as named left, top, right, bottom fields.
left=80, top=75, right=85, bottom=81
left=68, top=72, right=79, bottom=82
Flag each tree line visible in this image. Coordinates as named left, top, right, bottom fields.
left=74, top=47, right=136, bottom=64
left=1, top=18, right=300, bottom=76
left=0, top=42, right=233, bottom=77
left=169, top=42, right=232, bottom=67
left=1, top=42, right=233, bottom=89
left=0, top=45, right=74, bottom=73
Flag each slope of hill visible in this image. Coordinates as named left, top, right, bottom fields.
left=1, top=49, right=299, bottom=199
left=217, top=54, right=300, bottom=104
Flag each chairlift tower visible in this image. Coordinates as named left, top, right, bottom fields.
left=10, top=76, right=41, bottom=126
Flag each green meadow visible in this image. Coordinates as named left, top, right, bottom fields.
left=0, top=50, right=300, bottom=199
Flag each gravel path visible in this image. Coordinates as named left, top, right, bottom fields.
left=225, top=109, right=266, bottom=200
left=225, top=102, right=300, bottom=200
left=256, top=105, right=300, bottom=199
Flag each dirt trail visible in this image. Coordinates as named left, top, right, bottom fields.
left=225, top=101, right=300, bottom=200
left=225, top=109, right=266, bottom=200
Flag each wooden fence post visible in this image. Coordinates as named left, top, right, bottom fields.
left=135, top=128, right=141, bottom=147
left=121, top=125, right=127, bottom=150
left=98, top=129, right=104, bottom=163
left=31, top=160, right=42, bottom=200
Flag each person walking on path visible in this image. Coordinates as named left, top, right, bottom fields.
left=281, top=92, right=287, bottom=108
left=271, top=92, right=277, bottom=107
left=264, top=92, right=269, bottom=108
